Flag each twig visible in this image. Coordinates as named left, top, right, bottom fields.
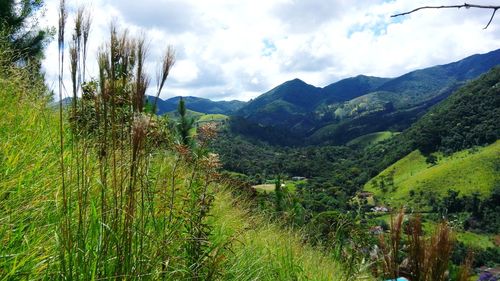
left=391, top=3, right=500, bottom=29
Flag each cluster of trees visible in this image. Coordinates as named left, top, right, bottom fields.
left=0, top=0, right=50, bottom=63
left=428, top=188, right=500, bottom=234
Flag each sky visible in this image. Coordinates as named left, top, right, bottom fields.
left=41, top=0, right=500, bottom=101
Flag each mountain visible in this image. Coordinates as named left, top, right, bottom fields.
left=233, top=49, right=500, bottom=145
left=55, top=96, right=246, bottom=116
left=147, top=95, right=245, bottom=115
left=235, top=79, right=323, bottom=131
left=322, top=75, right=390, bottom=102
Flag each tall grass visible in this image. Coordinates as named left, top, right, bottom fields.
left=377, top=210, right=463, bottom=281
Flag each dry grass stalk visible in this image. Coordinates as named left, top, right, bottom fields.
left=378, top=208, right=405, bottom=279
left=426, top=222, right=454, bottom=281
left=405, top=216, right=455, bottom=281
left=456, top=250, right=474, bottom=281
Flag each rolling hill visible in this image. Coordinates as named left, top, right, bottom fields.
left=149, top=95, right=245, bottom=115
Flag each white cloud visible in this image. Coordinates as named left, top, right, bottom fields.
left=42, top=0, right=500, bottom=101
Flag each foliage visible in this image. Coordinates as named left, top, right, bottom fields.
left=405, top=66, right=500, bottom=154
left=176, top=97, right=195, bottom=146
left=0, top=0, right=51, bottom=62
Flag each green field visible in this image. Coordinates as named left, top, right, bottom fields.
left=365, top=141, right=500, bottom=206
left=197, top=113, right=228, bottom=122
left=252, top=180, right=303, bottom=193
left=347, top=131, right=400, bottom=148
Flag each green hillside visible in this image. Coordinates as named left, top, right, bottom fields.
left=364, top=141, right=500, bottom=207
left=347, top=131, right=399, bottom=148
left=197, top=113, right=228, bottom=122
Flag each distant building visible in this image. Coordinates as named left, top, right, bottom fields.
left=370, top=226, right=384, bottom=235
left=357, top=191, right=373, bottom=198
left=371, top=206, right=389, bottom=213
left=477, top=266, right=500, bottom=279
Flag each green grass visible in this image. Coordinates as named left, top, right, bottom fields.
left=0, top=75, right=60, bottom=278
left=252, top=180, right=302, bottom=194
left=197, top=114, right=228, bottom=122
left=347, top=131, right=399, bottom=148
left=421, top=221, right=495, bottom=250
left=210, top=191, right=373, bottom=281
left=364, top=141, right=500, bottom=206
left=456, top=232, right=495, bottom=249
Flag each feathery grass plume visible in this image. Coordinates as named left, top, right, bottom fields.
left=74, top=7, right=83, bottom=87
left=378, top=208, right=405, bottom=279
left=57, top=0, right=72, bottom=278
left=82, top=10, right=91, bottom=81
left=427, top=221, right=454, bottom=281
left=69, top=42, right=77, bottom=115
left=133, top=35, right=149, bottom=113
left=152, top=45, right=175, bottom=111
left=407, top=215, right=425, bottom=280
left=381, top=212, right=456, bottom=281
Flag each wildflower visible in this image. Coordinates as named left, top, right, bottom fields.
left=196, top=122, right=218, bottom=146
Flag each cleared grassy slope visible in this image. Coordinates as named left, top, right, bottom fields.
left=198, top=114, right=228, bottom=122
left=347, top=131, right=399, bottom=148
left=364, top=141, right=500, bottom=206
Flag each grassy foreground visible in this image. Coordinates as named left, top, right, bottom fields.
left=0, top=71, right=367, bottom=280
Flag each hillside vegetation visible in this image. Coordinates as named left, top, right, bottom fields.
left=365, top=141, right=500, bottom=207
left=347, top=131, right=399, bottom=148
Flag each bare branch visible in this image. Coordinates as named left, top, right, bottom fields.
left=391, top=3, right=500, bottom=29
left=484, top=7, right=498, bottom=29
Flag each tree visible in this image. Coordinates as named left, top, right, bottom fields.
left=176, top=97, right=194, bottom=146
left=274, top=175, right=283, bottom=213
left=0, top=0, right=51, bottom=61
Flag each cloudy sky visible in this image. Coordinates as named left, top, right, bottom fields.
left=41, top=0, right=500, bottom=101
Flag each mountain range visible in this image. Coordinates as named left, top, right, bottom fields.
left=148, top=96, right=245, bottom=115
left=230, top=48, right=500, bottom=145
left=59, top=48, right=499, bottom=147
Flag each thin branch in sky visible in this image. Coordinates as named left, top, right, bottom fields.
left=391, top=3, right=500, bottom=29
